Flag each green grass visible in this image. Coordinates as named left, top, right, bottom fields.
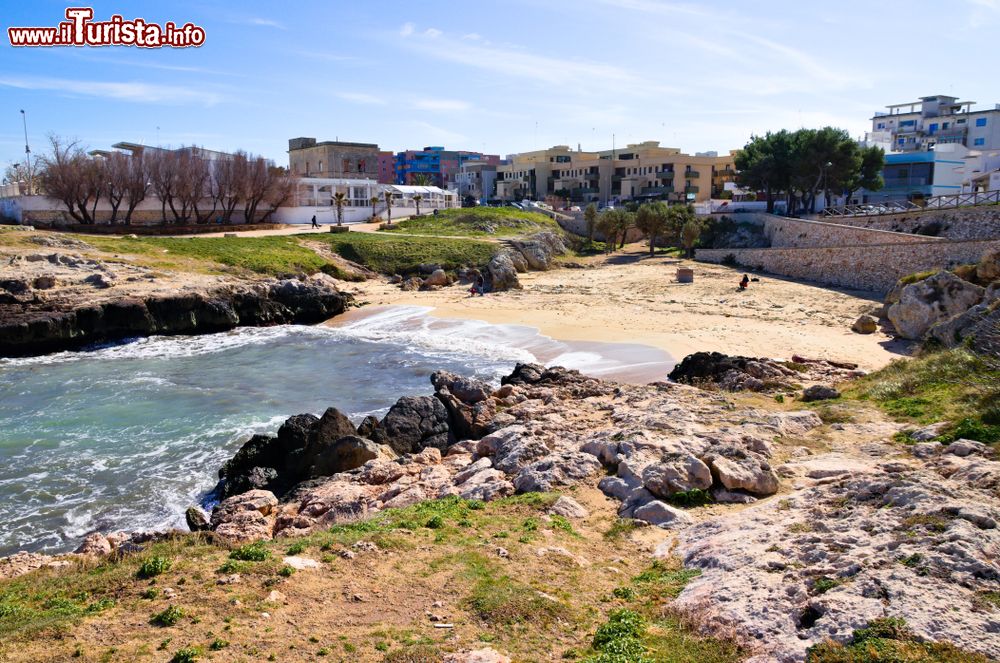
left=380, top=207, right=559, bottom=238
left=844, top=348, right=1000, bottom=442
left=82, top=235, right=331, bottom=277
left=228, top=542, right=271, bottom=562
left=315, top=232, right=498, bottom=276
left=807, top=617, right=991, bottom=662
left=150, top=605, right=184, bottom=627
left=136, top=556, right=172, bottom=580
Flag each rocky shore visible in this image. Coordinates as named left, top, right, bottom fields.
left=0, top=247, right=352, bottom=356
left=15, top=359, right=993, bottom=661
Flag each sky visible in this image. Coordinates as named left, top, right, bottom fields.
left=1, top=0, right=999, bottom=169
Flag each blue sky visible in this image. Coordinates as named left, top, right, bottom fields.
left=1, top=0, right=999, bottom=168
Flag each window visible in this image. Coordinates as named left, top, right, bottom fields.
left=976, top=118, right=987, bottom=127
left=943, top=122, right=950, bottom=129
left=929, top=123, right=938, bottom=133
left=898, top=138, right=905, bottom=144
left=876, top=122, right=885, bottom=129
left=318, top=160, right=323, bottom=173
left=974, top=138, right=986, bottom=146
left=957, top=118, right=967, bottom=124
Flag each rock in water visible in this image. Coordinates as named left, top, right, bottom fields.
left=887, top=271, right=985, bottom=340
left=373, top=396, right=451, bottom=454
left=185, top=506, right=210, bottom=532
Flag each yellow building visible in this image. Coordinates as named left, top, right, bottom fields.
left=496, top=141, right=735, bottom=204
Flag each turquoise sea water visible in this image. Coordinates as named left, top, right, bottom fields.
left=0, top=306, right=671, bottom=556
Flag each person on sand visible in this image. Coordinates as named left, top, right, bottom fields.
left=310, top=215, right=319, bottom=229
left=739, top=274, right=750, bottom=290
left=469, top=274, right=486, bottom=297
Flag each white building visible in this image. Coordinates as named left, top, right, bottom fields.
left=455, top=161, right=498, bottom=204
left=868, top=95, right=1000, bottom=153
left=273, top=179, right=458, bottom=225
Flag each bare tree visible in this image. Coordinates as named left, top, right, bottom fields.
left=148, top=149, right=179, bottom=224
left=36, top=136, right=108, bottom=224
left=105, top=152, right=131, bottom=224
left=122, top=151, right=150, bottom=225
left=259, top=167, right=293, bottom=223
left=384, top=190, right=393, bottom=225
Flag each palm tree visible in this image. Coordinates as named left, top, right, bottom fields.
left=412, top=194, right=423, bottom=217
left=412, top=173, right=432, bottom=186
left=332, top=191, right=347, bottom=226
left=369, top=195, right=379, bottom=221
left=383, top=190, right=393, bottom=225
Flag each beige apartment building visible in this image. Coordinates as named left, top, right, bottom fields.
left=287, top=137, right=381, bottom=179
left=496, top=141, right=736, bottom=204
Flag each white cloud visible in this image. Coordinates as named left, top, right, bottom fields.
left=408, top=121, right=467, bottom=144
left=396, top=30, right=677, bottom=95
left=423, top=28, right=442, bottom=38
left=0, top=76, right=224, bottom=106
left=462, top=33, right=482, bottom=41
left=246, top=17, right=287, bottom=30
left=413, top=98, right=471, bottom=112
left=337, top=92, right=386, bottom=105
left=399, top=22, right=415, bottom=37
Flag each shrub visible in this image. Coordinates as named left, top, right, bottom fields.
left=721, top=253, right=738, bottom=266
left=170, top=647, right=202, bottom=663
left=229, top=542, right=270, bottom=562
left=286, top=542, right=306, bottom=556
left=136, top=556, right=172, bottom=579
left=150, top=605, right=184, bottom=627
left=278, top=566, right=295, bottom=578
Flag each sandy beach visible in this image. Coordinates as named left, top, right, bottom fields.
left=338, top=245, right=910, bottom=372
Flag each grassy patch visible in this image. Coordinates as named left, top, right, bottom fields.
left=83, top=235, right=330, bottom=276
left=666, top=489, right=713, bottom=508
left=229, top=542, right=271, bottom=562
left=465, top=553, right=570, bottom=626
left=807, top=617, right=991, bottom=662
left=136, top=555, right=172, bottom=579
left=381, top=207, right=559, bottom=237
left=315, top=233, right=498, bottom=276
left=631, top=561, right=701, bottom=601
left=844, top=349, right=1000, bottom=439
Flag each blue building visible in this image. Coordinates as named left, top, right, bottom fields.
left=862, top=146, right=967, bottom=204
left=394, top=147, right=499, bottom=187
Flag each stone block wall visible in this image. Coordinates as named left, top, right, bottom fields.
left=726, top=213, right=938, bottom=248
left=697, top=239, right=1000, bottom=294
left=820, top=206, right=1000, bottom=241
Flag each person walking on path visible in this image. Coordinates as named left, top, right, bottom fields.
left=311, top=215, right=319, bottom=229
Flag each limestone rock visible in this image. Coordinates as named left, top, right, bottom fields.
left=185, top=506, right=210, bottom=532
left=641, top=453, right=713, bottom=498
left=75, top=532, right=112, bottom=556
left=976, top=248, right=1000, bottom=282
left=851, top=314, right=878, bottom=334
left=442, top=647, right=512, bottom=663
left=887, top=271, right=985, bottom=340
left=486, top=253, right=521, bottom=291
left=210, top=489, right=279, bottom=542
left=308, top=436, right=381, bottom=478
left=704, top=446, right=779, bottom=495
left=423, top=269, right=450, bottom=288
left=548, top=496, right=589, bottom=519
left=801, top=385, right=840, bottom=402
left=633, top=500, right=693, bottom=529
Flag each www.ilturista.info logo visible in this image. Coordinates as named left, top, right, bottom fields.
left=7, top=7, right=206, bottom=48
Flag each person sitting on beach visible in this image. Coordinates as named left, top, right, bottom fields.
left=739, top=274, right=750, bottom=290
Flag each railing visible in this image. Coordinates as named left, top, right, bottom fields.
left=685, top=186, right=699, bottom=194
left=924, top=190, right=1000, bottom=209
left=641, top=186, right=673, bottom=195
left=684, top=170, right=700, bottom=178
left=820, top=201, right=923, bottom=217
left=657, top=171, right=675, bottom=180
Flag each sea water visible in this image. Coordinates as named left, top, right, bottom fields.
left=0, top=306, right=671, bottom=556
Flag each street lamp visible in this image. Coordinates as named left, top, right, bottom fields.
left=19, top=110, right=32, bottom=194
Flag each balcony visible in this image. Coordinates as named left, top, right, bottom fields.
left=685, top=185, right=699, bottom=194
left=684, top=170, right=700, bottom=178
left=641, top=186, right=674, bottom=195
left=657, top=171, right=675, bottom=180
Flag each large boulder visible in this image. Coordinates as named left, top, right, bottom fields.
left=373, top=395, right=451, bottom=454
left=307, top=436, right=381, bottom=478
left=976, top=249, right=1000, bottom=282
left=210, top=489, right=279, bottom=542
left=486, top=253, right=521, bottom=291
left=887, top=271, right=985, bottom=340
left=851, top=314, right=878, bottom=334
left=641, top=453, right=713, bottom=498
left=703, top=446, right=779, bottom=496
left=633, top=500, right=694, bottom=529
